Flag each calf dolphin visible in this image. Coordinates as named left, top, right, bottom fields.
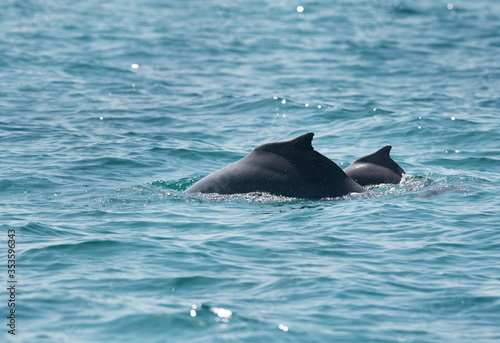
left=186, top=132, right=366, bottom=199
left=344, top=145, right=405, bottom=186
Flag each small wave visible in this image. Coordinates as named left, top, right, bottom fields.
left=171, top=173, right=477, bottom=203
left=151, top=177, right=199, bottom=191
left=0, top=176, right=63, bottom=192
left=184, top=191, right=305, bottom=204
left=20, top=221, right=81, bottom=239
left=23, top=239, right=131, bottom=256
left=68, top=157, right=150, bottom=170
left=364, top=174, right=474, bottom=199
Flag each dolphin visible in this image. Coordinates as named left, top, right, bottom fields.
left=186, top=132, right=366, bottom=199
left=344, top=145, right=405, bottom=186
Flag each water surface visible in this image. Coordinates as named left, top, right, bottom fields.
left=1, top=0, right=500, bottom=342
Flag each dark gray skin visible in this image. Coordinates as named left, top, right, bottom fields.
left=186, top=132, right=366, bottom=199
left=344, top=145, right=405, bottom=186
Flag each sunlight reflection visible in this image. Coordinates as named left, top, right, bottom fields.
left=279, top=324, right=289, bottom=332
left=212, top=307, right=232, bottom=318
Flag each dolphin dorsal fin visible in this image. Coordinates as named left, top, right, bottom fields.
left=356, top=145, right=392, bottom=163
left=255, top=132, right=315, bottom=154
left=291, top=132, right=314, bottom=151
left=355, top=145, right=405, bottom=175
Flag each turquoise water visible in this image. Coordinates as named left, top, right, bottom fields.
left=2, top=0, right=500, bottom=341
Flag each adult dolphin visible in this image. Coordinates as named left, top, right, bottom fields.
left=344, top=145, right=405, bottom=186
left=186, top=132, right=366, bottom=199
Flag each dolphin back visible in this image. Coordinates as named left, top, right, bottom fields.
left=186, top=133, right=366, bottom=199
left=344, top=145, right=405, bottom=186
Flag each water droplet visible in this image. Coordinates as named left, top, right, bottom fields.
left=297, top=6, right=304, bottom=13
left=131, top=63, right=139, bottom=69
left=281, top=99, right=286, bottom=104
left=190, top=310, right=196, bottom=317
left=447, top=3, right=453, bottom=10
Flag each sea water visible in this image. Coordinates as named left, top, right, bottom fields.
left=1, top=0, right=500, bottom=342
